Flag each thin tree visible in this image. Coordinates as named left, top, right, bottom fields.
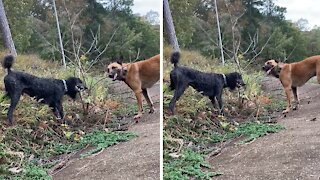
left=0, top=0, right=17, bottom=56
left=163, top=0, right=180, bottom=51
left=214, top=0, right=225, bottom=65
left=53, top=0, right=66, bottom=68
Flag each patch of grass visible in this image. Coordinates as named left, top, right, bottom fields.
left=228, top=122, right=284, bottom=143
left=53, top=130, right=137, bottom=157
left=10, top=163, right=51, bottom=180
left=164, top=149, right=222, bottom=180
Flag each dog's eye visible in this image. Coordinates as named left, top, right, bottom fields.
left=112, top=67, right=116, bottom=69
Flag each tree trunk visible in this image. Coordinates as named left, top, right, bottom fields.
left=0, top=0, right=17, bottom=56
left=214, top=0, right=225, bottom=65
left=163, top=0, right=180, bottom=51
left=53, top=0, right=66, bottom=68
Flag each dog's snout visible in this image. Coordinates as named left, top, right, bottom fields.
left=75, top=81, right=87, bottom=91
left=262, top=64, right=270, bottom=71
left=80, top=85, right=86, bottom=90
left=239, top=80, right=245, bottom=85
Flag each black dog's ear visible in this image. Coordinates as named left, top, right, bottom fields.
left=117, top=55, right=124, bottom=65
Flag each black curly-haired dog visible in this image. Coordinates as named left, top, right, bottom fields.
left=168, top=52, right=245, bottom=114
left=2, top=55, right=86, bottom=125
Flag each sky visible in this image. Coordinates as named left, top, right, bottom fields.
left=276, top=0, right=320, bottom=29
left=131, top=0, right=160, bottom=16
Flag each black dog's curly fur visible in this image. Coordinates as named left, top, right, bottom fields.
left=168, top=52, right=245, bottom=114
left=2, top=55, right=86, bottom=125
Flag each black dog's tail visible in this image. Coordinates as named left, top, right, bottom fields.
left=170, top=51, right=180, bottom=68
left=2, top=55, right=14, bottom=73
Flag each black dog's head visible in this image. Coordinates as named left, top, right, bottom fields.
left=225, top=72, right=246, bottom=90
left=106, top=62, right=128, bottom=81
left=65, top=77, right=87, bottom=99
left=262, top=59, right=281, bottom=78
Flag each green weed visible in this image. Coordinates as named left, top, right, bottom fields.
left=10, top=163, right=51, bottom=180
left=228, top=122, right=285, bottom=143
left=164, top=149, right=222, bottom=180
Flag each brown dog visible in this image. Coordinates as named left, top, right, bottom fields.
left=106, top=54, right=160, bottom=119
left=263, top=55, right=320, bottom=114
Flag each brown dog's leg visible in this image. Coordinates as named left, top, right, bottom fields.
left=283, top=86, right=292, bottom=114
left=134, top=89, right=143, bottom=120
left=292, top=86, right=299, bottom=110
left=142, top=88, right=155, bottom=113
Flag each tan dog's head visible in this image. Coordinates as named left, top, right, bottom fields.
left=106, top=62, right=128, bottom=81
left=262, top=59, right=281, bottom=78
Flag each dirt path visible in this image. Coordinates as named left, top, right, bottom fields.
left=53, top=83, right=160, bottom=180
left=210, top=77, right=320, bottom=180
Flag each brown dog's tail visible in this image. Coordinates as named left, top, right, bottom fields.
left=170, top=51, right=180, bottom=68
left=2, top=55, right=14, bottom=74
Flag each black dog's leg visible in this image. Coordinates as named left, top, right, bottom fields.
left=169, top=83, right=188, bottom=114
left=7, top=92, right=22, bottom=125
left=51, top=106, right=59, bottom=119
left=50, top=103, right=62, bottom=120
left=216, top=92, right=224, bottom=115
left=142, top=88, right=155, bottom=113
left=169, top=75, right=175, bottom=90
left=210, top=96, right=217, bottom=108
left=57, top=102, right=64, bottom=120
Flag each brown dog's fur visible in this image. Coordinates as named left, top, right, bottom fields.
left=263, top=56, right=320, bottom=114
left=106, top=54, right=160, bottom=119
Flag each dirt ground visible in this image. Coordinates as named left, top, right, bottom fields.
left=53, top=83, right=160, bottom=180
left=210, top=77, right=320, bottom=180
